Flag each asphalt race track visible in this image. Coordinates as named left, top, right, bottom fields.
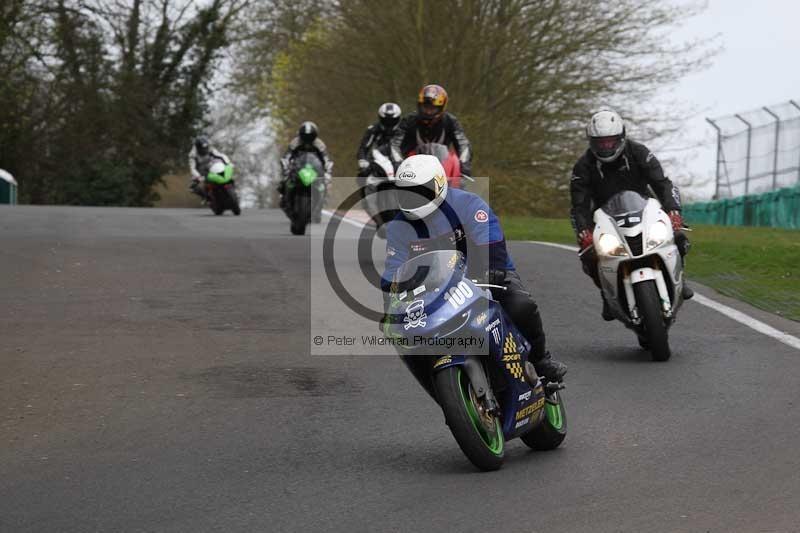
left=2, top=206, right=800, bottom=532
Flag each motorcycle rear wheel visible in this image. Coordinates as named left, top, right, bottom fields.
left=435, top=367, right=504, bottom=471
left=520, top=391, right=567, bottom=451
left=228, top=188, right=241, bottom=216
left=634, top=280, right=671, bottom=361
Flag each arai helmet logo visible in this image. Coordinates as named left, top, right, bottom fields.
left=474, top=210, right=488, bottom=223
left=397, top=170, right=416, bottom=181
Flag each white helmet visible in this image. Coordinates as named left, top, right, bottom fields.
left=395, top=154, right=448, bottom=220
left=378, top=102, right=402, bottom=130
left=586, top=108, right=626, bottom=163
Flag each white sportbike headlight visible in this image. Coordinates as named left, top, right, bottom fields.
left=646, top=221, right=669, bottom=250
left=597, top=233, right=627, bottom=256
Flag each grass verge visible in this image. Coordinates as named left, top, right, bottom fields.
left=501, top=216, right=800, bottom=321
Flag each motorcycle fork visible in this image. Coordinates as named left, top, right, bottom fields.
left=621, top=263, right=639, bottom=323
left=463, top=356, right=499, bottom=415
left=622, top=257, right=674, bottom=324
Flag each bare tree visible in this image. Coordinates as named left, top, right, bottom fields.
left=0, top=0, right=250, bottom=205
left=235, top=0, right=716, bottom=215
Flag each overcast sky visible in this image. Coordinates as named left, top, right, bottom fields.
left=659, top=0, right=800, bottom=198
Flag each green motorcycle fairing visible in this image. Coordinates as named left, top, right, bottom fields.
left=207, top=164, right=234, bottom=184
left=297, top=164, right=319, bottom=187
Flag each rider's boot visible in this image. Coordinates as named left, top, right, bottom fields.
left=531, top=351, right=567, bottom=383
left=682, top=282, right=694, bottom=300
left=189, top=183, right=207, bottom=205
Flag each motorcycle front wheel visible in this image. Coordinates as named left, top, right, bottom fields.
left=290, top=194, right=310, bottom=235
left=435, top=366, right=504, bottom=471
left=634, top=280, right=671, bottom=361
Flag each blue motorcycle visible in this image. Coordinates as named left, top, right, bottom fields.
left=386, top=250, right=567, bottom=471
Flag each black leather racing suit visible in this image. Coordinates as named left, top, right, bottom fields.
left=390, top=112, right=472, bottom=176
left=280, top=137, right=334, bottom=181
left=356, top=122, right=396, bottom=196
left=356, top=122, right=396, bottom=170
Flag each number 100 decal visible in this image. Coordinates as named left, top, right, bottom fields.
left=444, top=281, right=474, bottom=309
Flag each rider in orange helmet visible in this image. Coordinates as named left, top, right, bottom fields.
left=390, top=84, right=472, bottom=180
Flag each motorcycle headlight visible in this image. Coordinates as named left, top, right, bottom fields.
left=597, top=233, right=627, bottom=256
left=646, top=221, right=669, bottom=250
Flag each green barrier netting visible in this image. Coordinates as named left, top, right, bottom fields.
left=684, top=185, right=800, bottom=229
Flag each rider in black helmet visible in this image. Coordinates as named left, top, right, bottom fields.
left=278, top=121, right=334, bottom=212
left=356, top=103, right=403, bottom=181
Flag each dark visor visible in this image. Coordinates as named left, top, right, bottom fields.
left=420, top=103, right=442, bottom=118
left=397, top=182, right=437, bottom=211
left=590, top=135, right=622, bottom=156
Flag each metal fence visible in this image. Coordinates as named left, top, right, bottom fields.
left=706, top=100, right=800, bottom=199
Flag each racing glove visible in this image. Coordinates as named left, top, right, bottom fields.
left=668, top=211, right=684, bottom=232
left=476, top=269, right=506, bottom=286
left=577, top=229, right=593, bottom=251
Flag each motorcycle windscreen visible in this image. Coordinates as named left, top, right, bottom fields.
left=601, top=191, right=650, bottom=229
left=388, top=250, right=489, bottom=356
left=601, top=190, right=648, bottom=217
left=393, top=250, right=466, bottom=297
left=415, top=143, right=449, bottom=164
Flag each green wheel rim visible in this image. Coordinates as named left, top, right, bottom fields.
left=545, top=394, right=564, bottom=431
left=457, top=369, right=504, bottom=455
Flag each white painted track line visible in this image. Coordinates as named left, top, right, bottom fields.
left=691, top=294, right=800, bottom=351
left=321, top=209, right=369, bottom=230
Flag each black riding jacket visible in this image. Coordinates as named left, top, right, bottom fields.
left=390, top=112, right=472, bottom=175
left=280, top=137, right=334, bottom=178
left=569, top=140, right=682, bottom=234
left=356, top=122, right=396, bottom=163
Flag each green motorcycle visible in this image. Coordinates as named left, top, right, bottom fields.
left=285, top=152, right=325, bottom=235
left=206, top=161, right=241, bottom=216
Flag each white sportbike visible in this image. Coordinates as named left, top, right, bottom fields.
left=588, top=191, right=686, bottom=361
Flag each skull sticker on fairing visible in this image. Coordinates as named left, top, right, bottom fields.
left=404, top=299, right=427, bottom=330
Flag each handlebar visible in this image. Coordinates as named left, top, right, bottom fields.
left=472, top=282, right=507, bottom=291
